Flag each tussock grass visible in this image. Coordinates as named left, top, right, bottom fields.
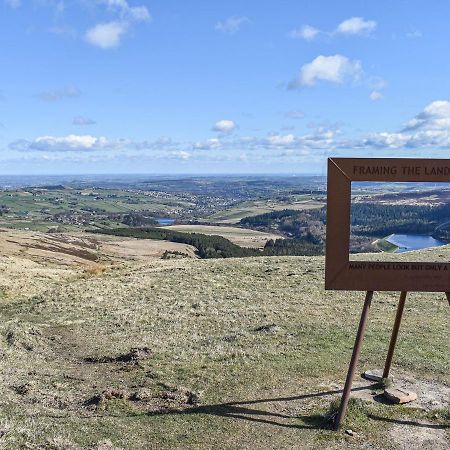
left=0, top=248, right=449, bottom=449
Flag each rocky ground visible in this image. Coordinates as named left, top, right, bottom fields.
left=0, top=229, right=448, bottom=449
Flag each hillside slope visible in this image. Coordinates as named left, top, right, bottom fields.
left=0, top=232, right=448, bottom=449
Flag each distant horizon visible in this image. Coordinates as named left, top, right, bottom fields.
left=0, top=172, right=325, bottom=178
left=2, top=171, right=450, bottom=180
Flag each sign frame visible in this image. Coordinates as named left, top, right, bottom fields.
left=325, top=157, right=450, bottom=292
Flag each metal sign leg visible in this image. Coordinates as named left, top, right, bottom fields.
left=383, top=291, right=407, bottom=379
left=334, top=291, right=374, bottom=429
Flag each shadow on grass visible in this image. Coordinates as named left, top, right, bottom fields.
left=146, top=385, right=375, bottom=430
left=367, top=414, right=450, bottom=430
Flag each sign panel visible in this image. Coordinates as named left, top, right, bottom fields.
left=325, top=158, right=450, bottom=292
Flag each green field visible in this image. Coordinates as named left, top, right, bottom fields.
left=0, top=187, right=195, bottom=231
left=206, top=197, right=325, bottom=224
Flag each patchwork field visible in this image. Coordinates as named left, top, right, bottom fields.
left=206, top=198, right=325, bottom=224
left=0, top=230, right=448, bottom=449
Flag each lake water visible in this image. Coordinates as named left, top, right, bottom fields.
left=156, top=218, right=175, bottom=225
left=386, top=234, right=447, bottom=253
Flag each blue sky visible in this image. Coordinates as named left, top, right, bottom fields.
left=1, top=0, right=450, bottom=174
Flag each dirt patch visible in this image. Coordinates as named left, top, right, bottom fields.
left=97, top=236, right=198, bottom=260
left=84, top=385, right=199, bottom=413
left=351, top=371, right=450, bottom=411
left=84, top=347, right=153, bottom=365
left=159, top=386, right=200, bottom=406
left=388, top=421, right=449, bottom=449
left=22, top=242, right=99, bottom=261
left=45, top=233, right=99, bottom=250
left=253, top=323, right=281, bottom=333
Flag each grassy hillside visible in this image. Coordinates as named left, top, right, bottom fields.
left=0, top=235, right=448, bottom=449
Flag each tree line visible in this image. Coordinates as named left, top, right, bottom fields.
left=91, top=227, right=323, bottom=258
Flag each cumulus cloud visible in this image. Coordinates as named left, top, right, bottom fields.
left=290, top=54, right=362, bottom=88
left=193, top=138, right=221, bottom=150
left=264, top=103, right=450, bottom=151
left=370, top=91, right=383, bottom=101
left=291, top=17, right=376, bottom=42
left=37, top=85, right=81, bottom=102
left=9, top=135, right=126, bottom=152
left=212, top=119, right=237, bottom=133
left=368, top=76, right=387, bottom=90
left=215, top=16, right=250, bottom=35
left=85, top=22, right=128, bottom=49
left=99, top=0, right=151, bottom=22
left=267, top=134, right=296, bottom=146
left=402, top=100, right=450, bottom=131
left=172, top=150, right=191, bottom=160
left=336, top=17, right=376, bottom=36
left=351, top=101, right=450, bottom=150
left=289, top=25, right=319, bottom=41
left=73, top=116, right=96, bottom=126
left=5, top=0, right=150, bottom=48
left=10, top=102, right=450, bottom=164
left=85, top=1, right=151, bottom=48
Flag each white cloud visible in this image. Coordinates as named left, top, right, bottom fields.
left=10, top=101, right=450, bottom=164
left=352, top=101, right=450, bottom=149
left=406, top=30, right=422, bottom=39
left=213, top=119, right=237, bottom=133
left=403, top=100, right=450, bottom=131
left=290, top=17, right=376, bottom=42
left=37, top=85, right=81, bottom=102
left=99, top=0, right=151, bottom=22
left=215, top=16, right=250, bottom=35
left=85, top=21, right=127, bottom=49
left=370, top=91, right=383, bottom=101
left=289, top=25, right=319, bottom=41
left=172, top=150, right=191, bottom=160
left=193, top=138, right=221, bottom=150
left=10, top=135, right=126, bottom=152
left=85, top=1, right=150, bottom=48
left=267, top=134, right=296, bottom=146
left=336, top=17, right=376, bottom=35
left=73, top=116, right=96, bottom=126
left=368, top=76, right=387, bottom=90
left=291, top=54, right=362, bottom=88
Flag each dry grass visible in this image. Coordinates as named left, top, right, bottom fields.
left=161, top=224, right=282, bottom=248
left=0, top=232, right=448, bottom=449
left=83, top=264, right=109, bottom=277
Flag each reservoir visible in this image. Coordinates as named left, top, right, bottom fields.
left=386, top=234, right=447, bottom=253
left=156, top=218, right=175, bottom=225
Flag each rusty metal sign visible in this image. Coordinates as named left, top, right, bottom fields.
left=325, top=158, right=450, bottom=292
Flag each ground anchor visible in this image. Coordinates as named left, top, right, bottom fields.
left=334, top=291, right=450, bottom=430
